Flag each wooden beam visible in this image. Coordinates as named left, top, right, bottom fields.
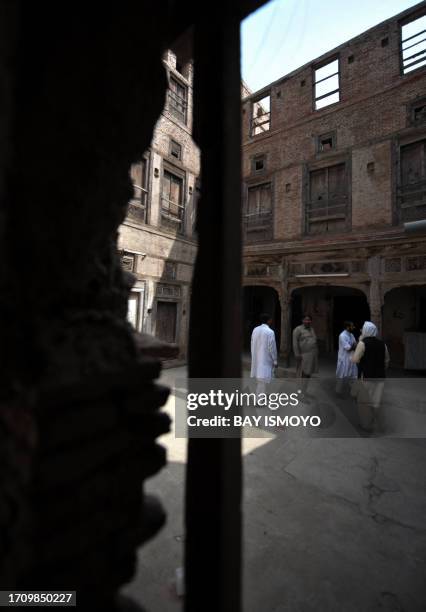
left=185, top=5, right=243, bottom=612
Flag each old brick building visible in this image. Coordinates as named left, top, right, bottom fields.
left=242, top=2, right=426, bottom=368
left=119, top=49, right=200, bottom=359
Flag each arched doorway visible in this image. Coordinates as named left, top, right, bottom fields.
left=383, top=285, right=426, bottom=368
left=290, top=285, right=370, bottom=354
left=242, top=286, right=281, bottom=351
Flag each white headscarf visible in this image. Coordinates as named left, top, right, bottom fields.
left=361, top=321, right=377, bottom=339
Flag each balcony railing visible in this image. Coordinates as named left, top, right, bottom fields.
left=306, top=198, right=348, bottom=233
left=131, top=184, right=148, bottom=207
left=243, top=210, right=272, bottom=242
left=398, top=179, right=426, bottom=222
left=161, top=196, right=184, bottom=232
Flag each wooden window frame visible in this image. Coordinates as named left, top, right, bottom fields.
left=129, top=153, right=150, bottom=223
left=250, top=92, right=271, bottom=137
left=304, top=160, right=350, bottom=235
left=313, top=56, right=340, bottom=111
left=316, top=131, right=337, bottom=154
left=161, top=162, right=186, bottom=234
left=243, top=181, right=273, bottom=243
left=397, top=137, right=426, bottom=224
left=168, top=74, right=188, bottom=124
left=399, top=9, right=426, bottom=76
left=169, top=139, right=182, bottom=161
left=251, top=154, right=267, bottom=175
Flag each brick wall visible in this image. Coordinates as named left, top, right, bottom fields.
left=242, top=3, right=426, bottom=243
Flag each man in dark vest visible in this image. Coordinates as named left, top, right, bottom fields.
left=351, top=321, right=390, bottom=432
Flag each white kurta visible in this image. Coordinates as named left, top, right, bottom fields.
left=336, top=330, right=358, bottom=379
left=250, top=324, right=277, bottom=382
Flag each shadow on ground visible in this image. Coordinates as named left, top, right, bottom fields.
left=122, top=367, right=426, bottom=612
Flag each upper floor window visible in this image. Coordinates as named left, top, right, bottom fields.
left=161, top=168, right=184, bottom=233
left=168, top=75, right=188, bottom=124
left=129, top=157, right=149, bottom=223
left=401, top=13, right=426, bottom=74
left=398, top=139, right=426, bottom=222
left=306, top=162, right=348, bottom=234
left=244, top=183, right=272, bottom=242
left=252, top=154, right=266, bottom=174
left=170, top=139, right=182, bottom=161
left=317, top=131, right=336, bottom=153
left=251, top=93, right=270, bottom=136
left=314, top=58, right=340, bottom=110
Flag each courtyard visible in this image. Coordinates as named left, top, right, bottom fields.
left=123, top=366, right=426, bottom=611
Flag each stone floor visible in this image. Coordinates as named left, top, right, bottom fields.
left=122, top=366, right=426, bottom=612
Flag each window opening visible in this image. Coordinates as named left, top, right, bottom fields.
left=306, top=163, right=348, bottom=234
left=401, top=14, right=426, bottom=74
left=168, top=76, right=188, bottom=123
left=314, top=58, right=340, bottom=110
left=251, top=94, right=271, bottom=136
left=398, top=139, right=426, bottom=221
left=161, top=168, right=184, bottom=232
left=170, top=139, right=182, bottom=160
left=244, top=183, right=272, bottom=242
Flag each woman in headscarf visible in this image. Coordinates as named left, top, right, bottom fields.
left=351, top=321, right=390, bottom=432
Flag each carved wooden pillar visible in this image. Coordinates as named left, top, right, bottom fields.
left=186, top=6, right=242, bottom=612
left=368, top=256, right=384, bottom=334
left=280, top=295, right=291, bottom=362
left=279, top=260, right=291, bottom=362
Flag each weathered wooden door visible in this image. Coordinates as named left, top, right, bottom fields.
left=155, top=301, right=177, bottom=343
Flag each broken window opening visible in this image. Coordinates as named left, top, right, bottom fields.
left=161, top=168, right=185, bottom=233
left=244, top=183, right=272, bottom=242
left=168, top=75, right=188, bottom=124
left=170, top=139, right=182, bottom=161
left=411, top=101, right=426, bottom=125
left=306, top=162, right=348, bottom=234
left=314, top=58, right=340, bottom=110
left=401, top=13, right=426, bottom=74
left=398, top=139, right=426, bottom=222
left=250, top=94, right=271, bottom=136
left=317, top=132, right=336, bottom=153
left=252, top=155, right=266, bottom=174
left=121, top=252, right=136, bottom=273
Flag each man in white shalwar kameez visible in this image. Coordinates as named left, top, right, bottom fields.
left=250, top=313, right=278, bottom=397
left=335, top=321, right=358, bottom=395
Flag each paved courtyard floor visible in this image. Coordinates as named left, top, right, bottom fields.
left=122, top=366, right=426, bottom=612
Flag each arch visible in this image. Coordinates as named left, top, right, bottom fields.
left=242, top=285, right=281, bottom=351
left=290, top=285, right=370, bottom=353
left=289, top=282, right=370, bottom=300
left=383, top=281, right=426, bottom=297
left=242, top=278, right=281, bottom=292
left=382, top=284, right=426, bottom=368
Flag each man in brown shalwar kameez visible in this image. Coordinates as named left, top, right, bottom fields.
left=292, top=314, right=319, bottom=395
